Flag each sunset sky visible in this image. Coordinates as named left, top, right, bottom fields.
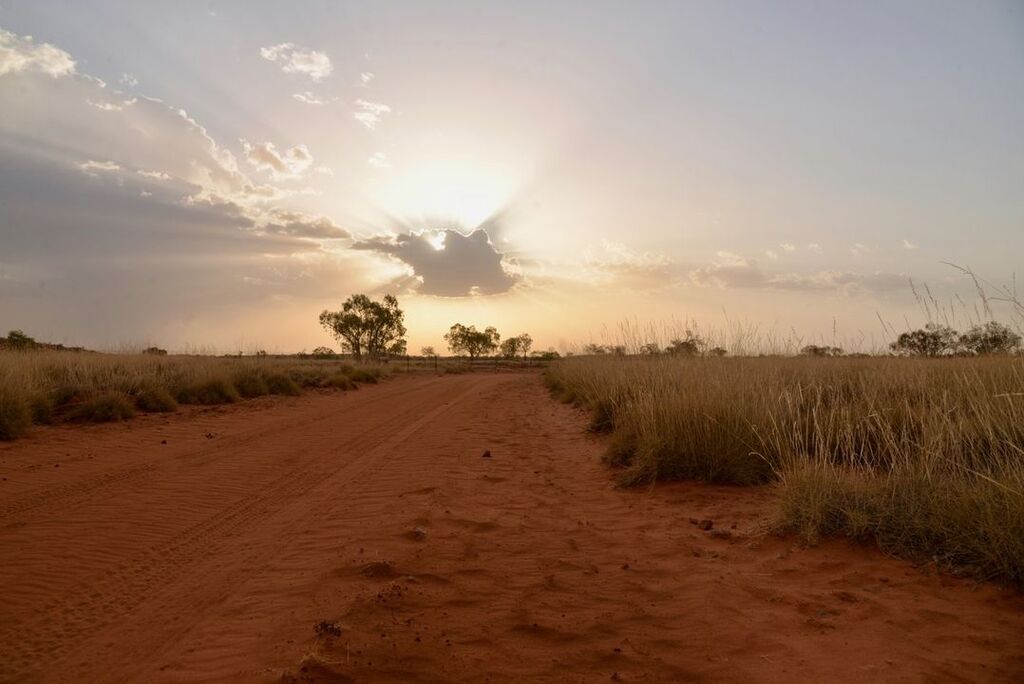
left=1, top=1, right=1022, bottom=354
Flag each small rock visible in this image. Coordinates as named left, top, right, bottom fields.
left=621, top=563, right=630, bottom=570
left=161, top=439, right=167, bottom=445
left=697, top=519, right=714, bottom=531
left=314, top=621, right=342, bottom=637
left=688, top=517, right=699, bottom=525
left=405, top=526, right=428, bottom=541
left=205, top=432, right=215, bottom=439
left=481, top=450, right=491, bottom=458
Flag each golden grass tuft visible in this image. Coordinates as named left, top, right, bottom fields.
left=547, top=354, right=1024, bottom=583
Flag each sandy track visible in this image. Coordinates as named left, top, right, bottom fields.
left=1, top=373, right=1022, bottom=683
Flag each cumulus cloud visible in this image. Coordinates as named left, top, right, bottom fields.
left=260, top=208, right=349, bottom=240
left=353, top=229, right=518, bottom=296
left=360, top=72, right=374, bottom=85
left=260, top=43, right=332, bottom=81
left=690, top=251, right=905, bottom=294
left=850, top=242, right=870, bottom=256
left=0, top=28, right=75, bottom=77
left=780, top=243, right=796, bottom=252
left=807, top=243, right=822, bottom=253
left=241, top=140, right=314, bottom=179
left=902, top=239, right=918, bottom=250
left=120, top=72, right=138, bottom=87
left=353, top=99, right=391, bottom=130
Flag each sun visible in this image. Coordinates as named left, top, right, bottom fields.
left=370, top=161, right=517, bottom=230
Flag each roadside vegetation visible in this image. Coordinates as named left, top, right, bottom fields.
left=0, top=350, right=387, bottom=441
left=546, top=322, right=1024, bottom=585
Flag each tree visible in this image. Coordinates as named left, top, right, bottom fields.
left=499, top=333, right=534, bottom=360
left=959, top=322, right=1022, bottom=356
left=311, top=346, right=335, bottom=356
left=707, top=346, right=728, bottom=357
left=5, top=330, right=37, bottom=350
left=319, top=294, right=407, bottom=361
left=499, top=337, right=521, bottom=359
left=582, top=343, right=607, bottom=355
left=889, top=323, right=959, bottom=357
left=420, top=346, right=436, bottom=358
left=517, top=333, right=533, bottom=359
left=142, top=346, right=168, bottom=356
left=445, top=324, right=499, bottom=360
left=666, top=331, right=705, bottom=356
left=800, top=344, right=843, bottom=357
left=639, top=342, right=661, bottom=356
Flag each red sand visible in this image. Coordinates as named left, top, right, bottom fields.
left=1, top=372, right=1022, bottom=683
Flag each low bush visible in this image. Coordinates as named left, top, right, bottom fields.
left=325, top=373, right=357, bottom=390
left=0, top=389, right=32, bottom=440
left=232, top=370, right=270, bottom=398
left=175, top=377, right=239, bottom=405
left=135, top=385, right=178, bottom=412
left=265, top=372, right=301, bottom=396
left=349, top=368, right=379, bottom=384
left=66, top=392, right=136, bottom=423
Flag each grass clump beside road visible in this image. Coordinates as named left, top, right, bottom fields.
left=0, top=351, right=392, bottom=440
left=546, top=354, right=1024, bottom=584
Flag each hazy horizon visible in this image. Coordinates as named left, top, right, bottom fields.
left=2, top=1, right=1022, bottom=354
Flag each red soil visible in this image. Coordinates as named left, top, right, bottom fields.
left=1, top=372, right=1021, bottom=683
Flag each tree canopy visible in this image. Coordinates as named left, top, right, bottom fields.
left=499, top=333, right=533, bottom=359
left=319, top=294, right=407, bottom=360
left=445, top=324, right=500, bottom=360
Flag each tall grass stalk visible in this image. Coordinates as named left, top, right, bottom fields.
left=547, top=355, right=1024, bottom=583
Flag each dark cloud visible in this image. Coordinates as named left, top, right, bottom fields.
left=353, top=229, right=518, bottom=296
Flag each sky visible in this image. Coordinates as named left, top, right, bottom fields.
left=1, top=1, right=1022, bottom=354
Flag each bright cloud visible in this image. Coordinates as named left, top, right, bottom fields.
left=902, top=239, right=918, bottom=250
left=0, top=27, right=75, bottom=77
left=353, top=99, right=391, bottom=130
left=241, top=140, right=314, bottom=179
left=292, top=91, right=327, bottom=105
left=367, top=152, right=390, bottom=168
left=260, top=43, right=333, bottom=81
left=77, top=159, right=121, bottom=176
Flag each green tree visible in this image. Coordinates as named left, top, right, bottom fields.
left=959, top=322, right=1022, bottom=355
left=800, top=344, right=843, bottom=357
left=666, top=331, right=705, bottom=356
left=319, top=294, right=407, bottom=361
left=445, top=324, right=499, bottom=360
left=4, top=330, right=37, bottom=350
left=889, top=323, right=959, bottom=357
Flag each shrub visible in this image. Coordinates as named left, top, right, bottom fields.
left=176, top=377, right=239, bottom=405
left=67, top=392, right=136, bottom=423
left=265, top=372, right=301, bottom=396
left=29, top=393, right=56, bottom=424
left=349, top=368, right=379, bottom=384
left=233, top=370, right=270, bottom=398
left=135, top=385, right=178, bottom=412
left=325, top=373, right=357, bottom=390
left=0, top=390, right=32, bottom=440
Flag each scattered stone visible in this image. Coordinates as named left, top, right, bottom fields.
left=405, top=526, right=428, bottom=541
left=205, top=432, right=215, bottom=439
left=697, top=519, right=714, bottom=531
left=160, top=439, right=167, bottom=445
left=481, top=450, right=492, bottom=458
left=621, top=563, right=630, bottom=570
left=688, top=517, right=699, bottom=525
left=314, top=621, right=342, bottom=637
left=360, top=560, right=396, bottom=579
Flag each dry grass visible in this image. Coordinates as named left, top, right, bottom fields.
left=546, top=354, right=1024, bottom=584
left=0, top=351, right=391, bottom=438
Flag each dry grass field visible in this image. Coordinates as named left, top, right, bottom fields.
left=546, top=354, right=1024, bottom=584
left=0, top=351, right=395, bottom=441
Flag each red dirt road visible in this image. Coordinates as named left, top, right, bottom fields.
left=1, top=372, right=1022, bottom=683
